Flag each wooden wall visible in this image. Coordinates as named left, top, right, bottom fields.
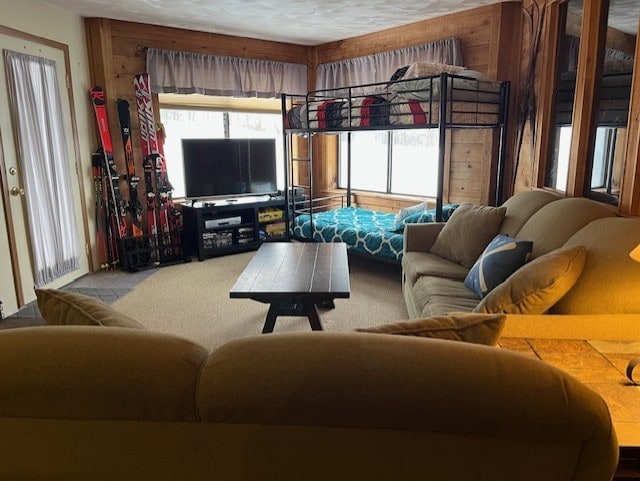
left=312, top=2, right=523, bottom=210
left=85, top=18, right=312, bottom=215
left=85, top=4, right=523, bottom=220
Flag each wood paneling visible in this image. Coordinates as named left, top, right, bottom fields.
left=312, top=3, right=519, bottom=209
left=85, top=18, right=313, bottom=222
left=566, top=0, right=610, bottom=197
left=619, top=18, right=640, bottom=216
left=85, top=4, right=524, bottom=220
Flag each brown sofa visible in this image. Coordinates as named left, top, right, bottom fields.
left=0, top=325, right=618, bottom=480
left=402, top=190, right=640, bottom=339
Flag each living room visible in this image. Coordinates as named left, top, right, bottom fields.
left=1, top=0, right=640, bottom=478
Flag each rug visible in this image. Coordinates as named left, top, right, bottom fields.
left=112, top=251, right=408, bottom=348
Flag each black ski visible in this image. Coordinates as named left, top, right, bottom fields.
left=116, top=99, right=144, bottom=237
left=91, top=150, right=112, bottom=268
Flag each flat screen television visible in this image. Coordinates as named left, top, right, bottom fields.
left=182, top=138, right=278, bottom=199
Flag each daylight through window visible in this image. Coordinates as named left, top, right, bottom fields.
left=338, top=129, right=439, bottom=197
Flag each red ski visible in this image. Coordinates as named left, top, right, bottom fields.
left=90, top=86, right=128, bottom=265
left=134, top=73, right=181, bottom=259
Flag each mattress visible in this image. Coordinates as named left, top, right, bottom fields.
left=291, top=205, right=457, bottom=262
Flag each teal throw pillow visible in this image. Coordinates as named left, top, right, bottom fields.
left=464, top=234, right=533, bottom=298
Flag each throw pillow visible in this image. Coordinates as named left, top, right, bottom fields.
left=430, top=203, right=507, bottom=268
left=356, top=312, right=506, bottom=346
left=403, top=62, right=468, bottom=78
left=391, top=201, right=428, bottom=231
left=36, top=288, right=145, bottom=329
left=464, top=234, right=533, bottom=298
left=473, top=245, right=587, bottom=315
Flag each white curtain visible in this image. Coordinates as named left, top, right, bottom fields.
left=147, top=47, right=308, bottom=98
left=316, top=37, right=463, bottom=95
left=4, top=50, right=80, bottom=287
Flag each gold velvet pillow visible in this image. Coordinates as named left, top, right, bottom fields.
left=355, top=312, right=506, bottom=346
left=474, top=245, right=587, bottom=315
left=36, top=289, right=145, bottom=329
left=430, top=203, right=507, bottom=268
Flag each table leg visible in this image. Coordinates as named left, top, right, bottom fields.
left=316, top=299, right=335, bottom=309
left=304, top=302, right=323, bottom=331
left=262, top=304, right=279, bottom=334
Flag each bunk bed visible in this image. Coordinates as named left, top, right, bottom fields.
left=554, top=58, right=634, bottom=203
left=281, top=63, right=511, bottom=263
left=556, top=61, right=634, bottom=127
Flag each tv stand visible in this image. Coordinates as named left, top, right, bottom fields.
left=181, top=197, right=287, bottom=261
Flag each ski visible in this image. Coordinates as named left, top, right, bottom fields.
left=91, top=150, right=112, bottom=268
left=116, top=99, right=144, bottom=237
left=133, top=75, right=160, bottom=257
left=90, top=86, right=128, bottom=265
left=134, top=73, right=181, bottom=259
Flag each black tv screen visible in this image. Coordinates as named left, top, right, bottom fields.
left=182, top=138, right=278, bottom=199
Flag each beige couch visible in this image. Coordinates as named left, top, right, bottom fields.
left=403, top=190, right=640, bottom=339
left=0, top=325, right=618, bottom=480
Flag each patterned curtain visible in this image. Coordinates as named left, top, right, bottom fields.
left=146, top=47, right=308, bottom=98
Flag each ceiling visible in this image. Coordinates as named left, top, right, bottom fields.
left=43, top=0, right=512, bottom=46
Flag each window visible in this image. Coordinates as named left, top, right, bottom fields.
left=159, top=106, right=284, bottom=198
left=338, top=129, right=439, bottom=197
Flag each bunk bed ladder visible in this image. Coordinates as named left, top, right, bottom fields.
left=282, top=93, right=314, bottom=240
left=496, top=81, right=511, bottom=205
left=436, top=73, right=448, bottom=222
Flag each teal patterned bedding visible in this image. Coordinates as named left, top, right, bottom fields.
left=291, top=205, right=457, bottom=262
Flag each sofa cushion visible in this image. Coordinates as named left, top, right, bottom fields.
left=36, top=289, right=145, bottom=329
left=411, top=276, right=481, bottom=317
left=355, top=312, right=506, bottom=346
left=515, top=197, right=616, bottom=258
left=553, top=217, right=640, bottom=314
left=464, top=234, right=533, bottom=298
left=473, top=245, right=587, bottom=315
left=430, top=203, right=507, bottom=268
left=498, top=190, right=560, bottom=237
left=402, top=251, right=470, bottom=286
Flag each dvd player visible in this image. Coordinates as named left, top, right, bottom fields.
left=205, top=216, right=242, bottom=228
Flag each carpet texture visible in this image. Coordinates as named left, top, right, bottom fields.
left=112, top=251, right=408, bottom=349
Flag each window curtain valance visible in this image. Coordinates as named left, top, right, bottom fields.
left=316, top=37, right=463, bottom=94
left=146, top=47, right=308, bottom=98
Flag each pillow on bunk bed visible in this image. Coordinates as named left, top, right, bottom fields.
left=401, top=62, right=467, bottom=79
left=390, top=66, right=500, bottom=102
left=391, top=202, right=428, bottom=231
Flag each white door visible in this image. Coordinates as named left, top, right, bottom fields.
left=0, top=31, right=89, bottom=317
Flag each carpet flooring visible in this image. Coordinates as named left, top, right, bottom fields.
left=112, top=251, right=408, bottom=349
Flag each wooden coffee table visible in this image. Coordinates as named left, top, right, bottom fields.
left=229, top=242, right=350, bottom=333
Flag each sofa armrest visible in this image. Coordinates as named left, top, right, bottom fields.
left=0, top=326, right=208, bottom=421
left=403, top=222, right=445, bottom=254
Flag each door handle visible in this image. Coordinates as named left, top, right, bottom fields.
left=10, top=187, right=25, bottom=196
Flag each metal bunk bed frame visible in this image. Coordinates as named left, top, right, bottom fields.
left=281, top=72, right=511, bottom=244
